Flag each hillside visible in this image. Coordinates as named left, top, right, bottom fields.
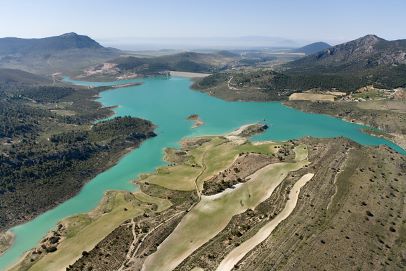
left=76, top=51, right=239, bottom=81
left=288, top=35, right=406, bottom=72
left=113, top=51, right=235, bottom=73
left=0, top=68, right=50, bottom=84
left=0, top=33, right=120, bottom=75
left=292, top=41, right=331, bottom=55
left=17, top=128, right=405, bottom=271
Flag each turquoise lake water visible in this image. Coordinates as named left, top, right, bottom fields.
left=0, top=76, right=404, bottom=270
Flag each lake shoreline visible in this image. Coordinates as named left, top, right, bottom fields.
left=2, top=75, right=405, bottom=270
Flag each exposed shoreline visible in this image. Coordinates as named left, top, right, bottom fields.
left=0, top=232, right=14, bottom=257
left=170, top=71, right=211, bottom=78
left=111, top=82, right=143, bottom=89
left=283, top=101, right=406, bottom=152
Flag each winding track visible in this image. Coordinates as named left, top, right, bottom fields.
left=216, top=173, right=315, bottom=271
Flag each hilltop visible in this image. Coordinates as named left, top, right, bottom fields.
left=0, top=32, right=103, bottom=55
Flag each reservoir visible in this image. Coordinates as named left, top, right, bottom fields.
left=0, top=76, right=404, bottom=270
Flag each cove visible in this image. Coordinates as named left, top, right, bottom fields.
left=0, top=76, right=404, bottom=270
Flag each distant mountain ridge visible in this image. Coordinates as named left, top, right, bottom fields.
left=292, top=42, right=331, bottom=55
left=283, top=34, right=406, bottom=89
left=0, top=33, right=120, bottom=74
left=288, top=35, right=406, bottom=72
left=0, top=32, right=103, bottom=56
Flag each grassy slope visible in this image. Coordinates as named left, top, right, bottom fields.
left=142, top=145, right=308, bottom=271
left=140, top=137, right=280, bottom=192
left=12, top=191, right=171, bottom=271
left=64, top=134, right=405, bottom=271
left=216, top=172, right=314, bottom=271
left=230, top=139, right=406, bottom=271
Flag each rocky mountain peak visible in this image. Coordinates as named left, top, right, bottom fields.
left=60, top=32, right=79, bottom=37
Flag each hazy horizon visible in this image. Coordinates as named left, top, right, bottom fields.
left=1, top=0, right=405, bottom=50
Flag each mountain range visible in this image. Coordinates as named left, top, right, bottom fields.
left=196, top=34, right=406, bottom=100
left=1, top=33, right=405, bottom=91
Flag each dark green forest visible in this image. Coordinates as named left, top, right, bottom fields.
left=0, top=80, right=155, bottom=230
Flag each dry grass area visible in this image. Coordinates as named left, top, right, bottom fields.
left=170, top=71, right=211, bottom=78
left=289, top=92, right=336, bottom=102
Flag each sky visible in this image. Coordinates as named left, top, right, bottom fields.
left=0, top=0, right=405, bottom=49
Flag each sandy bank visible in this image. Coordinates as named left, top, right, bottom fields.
left=0, top=231, right=14, bottom=256
left=111, top=82, right=143, bottom=89
left=289, top=93, right=336, bottom=102
left=170, top=71, right=211, bottom=78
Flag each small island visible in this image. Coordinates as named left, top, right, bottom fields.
left=187, top=114, right=204, bottom=128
